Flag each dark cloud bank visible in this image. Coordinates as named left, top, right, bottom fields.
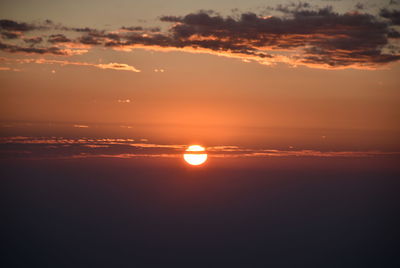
left=1, top=4, right=400, bottom=69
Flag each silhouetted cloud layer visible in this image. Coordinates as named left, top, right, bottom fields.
left=0, top=19, right=35, bottom=32
left=0, top=41, right=71, bottom=55
left=155, top=7, right=400, bottom=68
left=1, top=4, right=399, bottom=69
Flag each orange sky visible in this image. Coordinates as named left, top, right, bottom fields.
left=1, top=0, right=399, bottom=151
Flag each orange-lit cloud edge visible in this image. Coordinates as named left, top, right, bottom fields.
left=1, top=136, right=399, bottom=160
left=0, top=57, right=141, bottom=72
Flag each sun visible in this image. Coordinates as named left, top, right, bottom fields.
left=183, top=145, right=208, bottom=166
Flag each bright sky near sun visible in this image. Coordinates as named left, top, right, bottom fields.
left=0, top=0, right=399, bottom=150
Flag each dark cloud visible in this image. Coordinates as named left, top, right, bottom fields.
left=274, top=2, right=312, bottom=14
left=23, top=36, right=43, bottom=44
left=0, top=19, right=99, bottom=34
left=1, top=31, right=22, bottom=39
left=149, top=27, right=161, bottom=32
left=355, top=3, right=364, bottom=10
left=48, top=34, right=71, bottom=43
left=104, top=33, right=121, bottom=41
left=121, top=26, right=161, bottom=32
left=79, top=34, right=102, bottom=45
left=121, top=26, right=144, bottom=31
left=380, top=8, right=400, bottom=25
left=156, top=8, right=400, bottom=68
left=0, top=19, right=34, bottom=31
left=0, top=41, right=69, bottom=55
left=0, top=19, right=32, bottom=41
left=160, top=16, right=183, bottom=22
left=388, top=28, right=400, bottom=38
left=0, top=5, right=399, bottom=69
left=71, top=27, right=98, bottom=32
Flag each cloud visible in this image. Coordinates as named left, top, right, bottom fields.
left=0, top=41, right=87, bottom=55
left=155, top=8, right=400, bottom=69
left=120, top=26, right=160, bottom=32
left=48, top=34, right=71, bottom=43
left=0, top=66, right=20, bottom=71
left=1, top=136, right=399, bottom=160
left=0, top=41, right=69, bottom=55
left=23, top=36, right=43, bottom=44
left=118, top=99, right=131, bottom=103
left=73, top=124, right=89, bottom=128
left=97, top=63, right=140, bottom=72
left=1, top=31, right=22, bottom=39
left=2, top=57, right=141, bottom=73
left=0, top=5, right=399, bottom=69
left=380, top=8, right=400, bottom=25
left=0, top=19, right=96, bottom=33
left=355, top=3, right=365, bottom=10
left=0, top=19, right=93, bottom=55
left=0, top=19, right=35, bottom=32
left=83, top=144, right=110, bottom=148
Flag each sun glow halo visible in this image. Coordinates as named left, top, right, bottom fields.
left=183, top=145, right=208, bottom=166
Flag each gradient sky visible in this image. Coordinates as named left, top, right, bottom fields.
left=1, top=0, right=399, bottom=151
left=2, top=3, right=400, bottom=266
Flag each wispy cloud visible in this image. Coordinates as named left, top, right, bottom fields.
left=0, top=66, right=20, bottom=71
left=73, top=124, right=89, bottom=128
left=96, top=63, right=140, bottom=72
left=0, top=41, right=84, bottom=55
left=1, top=136, right=399, bottom=160
left=117, top=99, right=131, bottom=103
left=1, top=57, right=141, bottom=72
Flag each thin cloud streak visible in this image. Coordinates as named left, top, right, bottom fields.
left=0, top=66, right=20, bottom=71
left=1, top=136, right=399, bottom=160
left=1, top=57, right=141, bottom=72
left=0, top=41, right=85, bottom=55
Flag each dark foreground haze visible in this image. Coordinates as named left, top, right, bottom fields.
left=2, top=157, right=399, bottom=267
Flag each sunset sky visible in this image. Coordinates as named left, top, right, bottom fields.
left=1, top=0, right=400, bottom=154
left=2, top=1, right=400, bottom=266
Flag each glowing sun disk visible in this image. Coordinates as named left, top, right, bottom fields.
left=183, top=145, right=208, bottom=166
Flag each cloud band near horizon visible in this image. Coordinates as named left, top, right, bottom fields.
left=1, top=136, right=399, bottom=160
